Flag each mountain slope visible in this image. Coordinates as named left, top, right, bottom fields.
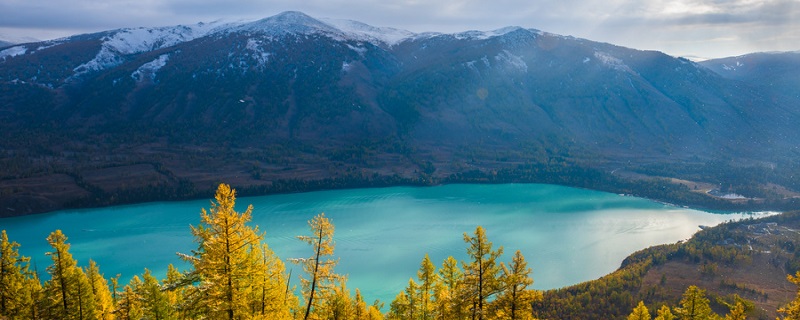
left=1, top=11, right=799, bottom=215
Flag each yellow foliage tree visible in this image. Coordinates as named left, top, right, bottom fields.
left=44, top=229, right=96, bottom=320
left=779, top=271, right=800, bottom=319
left=294, top=212, right=340, bottom=320
left=1, top=230, right=35, bottom=318
left=654, top=305, right=675, bottom=320
left=463, top=226, right=504, bottom=320
left=494, top=250, right=539, bottom=320
left=186, top=183, right=293, bottom=319
left=628, top=301, right=651, bottom=320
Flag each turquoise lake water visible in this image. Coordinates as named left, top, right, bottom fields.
left=0, top=183, right=761, bottom=304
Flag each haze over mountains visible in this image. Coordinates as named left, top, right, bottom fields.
left=2, top=11, right=800, bottom=215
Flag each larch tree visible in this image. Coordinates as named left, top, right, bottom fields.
left=417, top=254, right=438, bottom=320
left=352, top=288, right=382, bottom=320
left=44, top=229, right=96, bottom=320
left=162, top=264, right=189, bottom=317
left=724, top=301, right=746, bottom=320
left=654, top=305, right=675, bottom=320
left=249, top=243, right=295, bottom=319
left=494, top=250, right=538, bottom=320
left=0, top=230, right=32, bottom=318
left=186, top=183, right=272, bottom=319
left=85, top=260, right=114, bottom=320
left=405, top=278, right=418, bottom=319
left=627, top=301, right=651, bottom=320
left=117, top=276, right=143, bottom=320
left=675, top=285, right=716, bottom=320
left=388, top=291, right=410, bottom=320
left=779, top=271, right=800, bottom=319
left=436, top=256, right=465, bottom=319
left=293, top=212, right=339, bottom=320
left=324, top=278, right=354, bottom=319
left=139, top=268, right=173, bottom=320
left=462, top=226, right=504, bottom=320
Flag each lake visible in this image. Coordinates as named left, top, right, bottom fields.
left=0, top=183, right=762, bottom=304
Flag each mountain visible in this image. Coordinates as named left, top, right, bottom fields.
left=701, top=52, right=800, bottom=100
left=2, top=11, right=800, bottom=215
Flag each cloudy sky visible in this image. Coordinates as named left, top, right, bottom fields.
left=1, top=0, right=798, bottom=59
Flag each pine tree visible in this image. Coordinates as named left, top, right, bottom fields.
left=675, top=285, right=716, bottom=320
left=654, top=305, right=675, bottom=320
left=293, top=212, right=339, bottom=320
left=0, top=230, right=32, bottom=318
left=462, top=226, right=504, bottom=320
left=417, top=254, right=437, bottom=320
left=628, top=301, right=651, bottom=320
left=186, top=183, right=270, bottom=319
left=494, top=250, right=538, bottom=320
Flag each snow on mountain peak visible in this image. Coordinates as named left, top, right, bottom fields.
left=233, top=11, right=340, bottom=37
left=453, top=26, right=525, bottom=40
left=72, top=21, right=230, bottom=75
left=319, top=18, right=415, bottom=47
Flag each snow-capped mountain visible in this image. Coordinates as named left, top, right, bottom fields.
left=2, top=11, right=800, bottom=215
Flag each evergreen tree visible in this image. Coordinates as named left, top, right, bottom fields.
left=462, top=226, right=504, bottom=320
left=293, top=212, right=339, bottom=320
left=0, top=230, right=32, bottom=318
left=494, top=250, right=538, bottom=320
left=675, top=285, right=716, bottom=320
left=627, top=301, right=651, bottom=320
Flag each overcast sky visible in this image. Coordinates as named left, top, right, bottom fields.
left=1, top=0, right=798, bottom=59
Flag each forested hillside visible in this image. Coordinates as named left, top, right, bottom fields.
left=4, top=184, right=800, bottom=319
left=2, top=12, right=800, bottom=216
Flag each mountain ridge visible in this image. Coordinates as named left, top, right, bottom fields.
left=2, top=11, right=800, bottom=216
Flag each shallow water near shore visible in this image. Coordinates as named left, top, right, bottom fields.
left=0, top=183, right=762, bottom=304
